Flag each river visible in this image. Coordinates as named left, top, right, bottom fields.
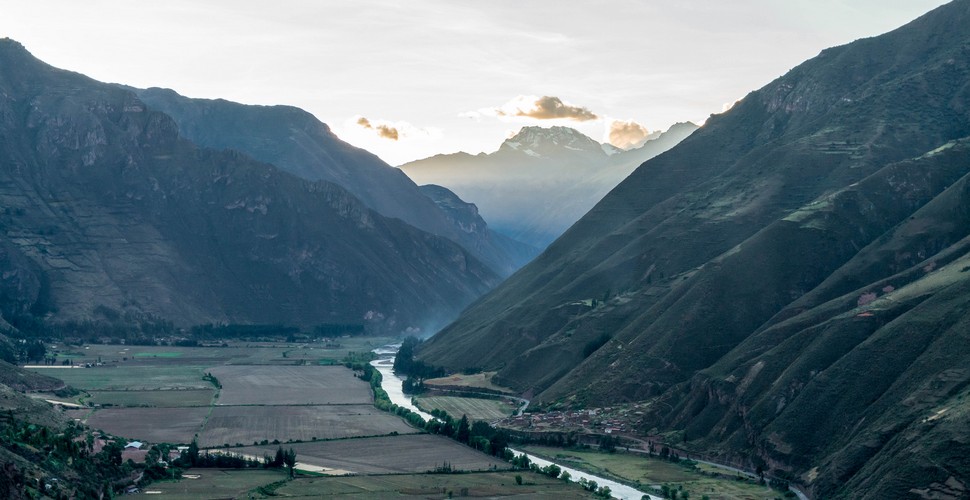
left=370, top=344, right=435, bottom=421
left=371, top=344, right=658, bottom=500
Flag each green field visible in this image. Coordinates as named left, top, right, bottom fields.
left=142, top=468, right=287, bottom=499
left=26, top=366, right=209, bottom=391
left=522, top=446, right=779, bottom=500
left=416, top=395, right=517, bottom=421
left=48, top=337, right=395, bottom=367
left=86, top=389, right=215, bottom=407
left=134, top=351, right=182, bottom=358
left=267, top=471, right=595, bottom=498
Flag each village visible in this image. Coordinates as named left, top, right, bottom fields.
left=495, top=402, right=653, bottom=441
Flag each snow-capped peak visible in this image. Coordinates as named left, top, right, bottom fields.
left=499, top=126, right=605, bottom=158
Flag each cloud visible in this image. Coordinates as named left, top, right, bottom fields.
left=608, top=119, right=656, bottom=150
left=352, top=116, right=441, bottom=143
left=356, top=116, right=401, bottom=141
left=465, top=95, right=598, bottom=122
left=376, top=124, right=399, bottom=140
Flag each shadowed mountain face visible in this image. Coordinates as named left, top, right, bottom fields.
left=418, top=2, right=970, bottom=497
left=399, top=123, right=697, bottom=249
left=134, top=88, right=537, bottom=276
left=0, top=39, right=498, bottom=333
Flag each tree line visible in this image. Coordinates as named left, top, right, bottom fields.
left=392, top=336, right=445, bottom=393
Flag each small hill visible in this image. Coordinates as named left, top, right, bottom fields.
left=0, top=360, right=66, bottom=393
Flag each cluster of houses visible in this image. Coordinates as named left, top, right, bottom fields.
left=498, top=404, right=650, bottom=437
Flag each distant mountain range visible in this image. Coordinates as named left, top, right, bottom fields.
left=418, top=2, right=970, bottom=498
left=133, top=88, right=538, bottom=277
left=0, top=38, right=502, bottom=334
left=399, top=122, right=697, bottom=248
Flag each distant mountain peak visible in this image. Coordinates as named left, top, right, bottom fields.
left=499, top=126, right=603, bottom=158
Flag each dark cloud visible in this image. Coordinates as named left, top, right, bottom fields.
left=493, top=95, right=598, bottom=122
left=356, top=116, right=400, bottom=140
left=608, top=119, right=654, bottom=149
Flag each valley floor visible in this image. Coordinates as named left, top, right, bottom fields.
left=24, top=339, right=596, bottom=498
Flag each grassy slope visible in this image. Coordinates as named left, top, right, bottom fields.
left=0, top=360, right=67, bottom=392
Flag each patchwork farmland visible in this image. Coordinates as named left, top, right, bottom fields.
left=25, top=340, right=595, bottom=498
left=27, top=340, right=399, bottom=447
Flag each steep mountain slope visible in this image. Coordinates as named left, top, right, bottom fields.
left=134, top=88, right=536, bottom=276
left=0, top=39, right=498, bottom=333
left=418, top=184, right=534, bottom=265
left=400, top=123, right=696, bottom=248
left=418, top=2, right=970, bottom=497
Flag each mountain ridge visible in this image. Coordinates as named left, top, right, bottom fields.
left=400, top=122, right=697, bottom=248
left=133, top=87, right=537, bottom=277
left=416, top=2, right=970, bottom=497
left=0, top=38, right=498, bottom=334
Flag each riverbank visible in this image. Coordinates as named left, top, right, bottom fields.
left=371, top=343, right=657, bottom=500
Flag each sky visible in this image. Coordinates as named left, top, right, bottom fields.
left=0, top=0, right=951, bottom=165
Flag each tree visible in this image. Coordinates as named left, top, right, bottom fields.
left=393, top=336, right=420, bottom=373
left=488, top=432, right=508, bottom=457
left=598, top=434, right=617, bottom=452
left=283, top=448, right=297, bottom=477
left=99, top=440, right=123, bottom=466
left=456, top=415, right=470, bottom=444
left=543, top=464, right=561, bottom=478
left=24, top=340, right=46, bottom=363
left=270, top=446, right=285, bottom=468
left=514, top=475, right=523, bottom=485
left=186, top=439, right=200, bottom=466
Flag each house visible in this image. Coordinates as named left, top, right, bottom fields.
left=125, top=441, right=143, bottom=449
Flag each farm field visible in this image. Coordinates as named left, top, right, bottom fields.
left=416, top=395, right=516, bottom=421
left=51, top=345, right=230, bottom=366
left=85, top=407, right=209, bottom=444
left=86, top=389, right=215, bottom=407
left=209, top=365, right=372, bottom=405
left=141, top=468, right=287, bottom=499
left=269, top=471, right=595, bottom=498
left=424, top=371, right=514, bottom=393
left=236, top=434, right=508, bottom=475
left=27, top=339, right=533, bottom=496
left=198, top=404, right=417, bottom=447
left=522, top=445, right=777, bottom=500
left=32, top=342, right=431, bottom=455
left=27, top=366, right=210, bottom=391
left=48, top=337, right=394, bottom=367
